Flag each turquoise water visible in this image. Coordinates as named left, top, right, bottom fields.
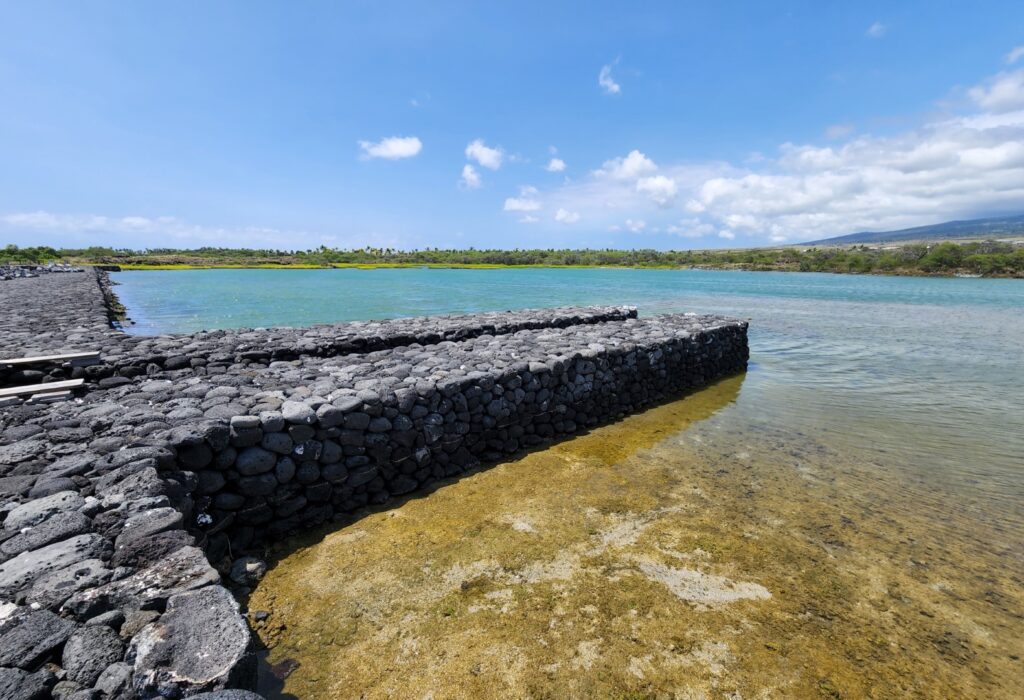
left=113, top=268, right=1024, bottom=532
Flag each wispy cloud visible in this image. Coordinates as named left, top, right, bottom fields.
left=465, top=139, right=504, bottom=170
left=598, top=62, right=621, bottom=95
left=459, top=164, right=482, bottom=189
left=824, top=123, right=855, bottom=140
left=358, top=135, right=423, bottom=160
left=0, top=211, right=409, bottom=250
left=1007, top=46, right=1024, bottom=65
left=866, top=21, right=887, bottom=39
left=503, top=186, right=541, bottom=212
left=554, top=208, right=580, bottom=223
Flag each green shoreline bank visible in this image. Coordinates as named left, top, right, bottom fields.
left=5, top=239, right=1023, bottom=277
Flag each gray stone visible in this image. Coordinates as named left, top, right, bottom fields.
left=347, top=464, right=378, bottom=487
left=26, top=558, right=112, bottom=611
left=28, top=477, right=79, bottom=498
left=321, top=463, right=348, bottom=483
left=343, top=412, right=371, bottom=430
left=0, top=667, right=56, bottom=700
left=111, top=529, right=195, bottom=569
left=229, top=415, right=260, bottom=430
left=0, top=608, right=75, bottom=669
left=368, top=416, right=392, bottom=433
left=4, top=490, right=85, bottom=530
left=0, top=511, right=92, bottom=558
left=235, top=447, right=276, bottom=476
left=260, top=432, right=293, bottom=455
left=190, top=691, right=265, bottom=700
left=0, top=475, right=39, bottom=499
left=237, top=473, right=277, bottom=497
left=258, top=411, right=285, bottom=432
left=114, top=507, right=183, bottom=548
left=0, top=534, right=110, bottom=598
left=85, top=610, right=125, bottom=630
left=51, top=679, right=83, bottom=700
left=129, top=586, right=252, bottom=696
left=197, top=469, right=227, bottom=494
left=281, top=400, right=316, bottom=425
left=94, top=661, right=133, bottom=699
left=228, top=556, right=267, bottom=587
left=62, top=624, right=125, bottom=686
left=63, top=546, right=219, bottom=618
left=315, top=403, right=345, bottom=427
left=274, top=457, right=296, bottom=484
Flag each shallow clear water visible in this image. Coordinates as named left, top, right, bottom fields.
left=113, top=268, right=1024, bottom=697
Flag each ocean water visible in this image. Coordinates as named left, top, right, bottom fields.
left=112, top=268, right=1024, bottom=697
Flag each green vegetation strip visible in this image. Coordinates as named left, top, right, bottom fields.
left=3, top=240, right=1023, bottom=277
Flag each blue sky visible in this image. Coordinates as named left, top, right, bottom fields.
left=2, top=1, right=1023, bottom=251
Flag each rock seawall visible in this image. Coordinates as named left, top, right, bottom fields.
left=0, top=269, right=748, bottom=699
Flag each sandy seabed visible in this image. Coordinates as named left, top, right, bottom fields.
left=249, top=375, right=1023, bottom=699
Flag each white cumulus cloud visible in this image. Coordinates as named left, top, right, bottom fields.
left=459, top=164, right=481, bottom=189
left=594, top=150, right=657, bottom=180
left=636, top=175, right=678, bottom=206
left=546, top=158, right=566, bottom=172
left=624, top=218, right=646, bottom=232
left=526, top=63, right=1024, bottom=244
left=598, top=63, right=621, bottom=95
left=465, top=139, right=504, bottom=170
left=503, top=186, right=542, bottom=212
left=969, top=69, right=1024, bottom=113
left=358, top=136, right=422, bottom=160
left=554, top=208, right=580, bottom=223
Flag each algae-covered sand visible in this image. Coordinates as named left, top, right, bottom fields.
left=248, top=375, right=1022, bottom=699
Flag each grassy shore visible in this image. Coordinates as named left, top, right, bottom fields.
left=4, top=240, right=1023, bottom=277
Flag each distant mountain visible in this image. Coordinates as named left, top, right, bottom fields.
left=804, top=214, right=1024, bottom=245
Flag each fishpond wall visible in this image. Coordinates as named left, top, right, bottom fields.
left=0, top=269, right=747, bottom=699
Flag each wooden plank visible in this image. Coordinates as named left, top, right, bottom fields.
left=28, top=390, right=72, bottom=404
left=0, top=378, right=84, bottom=398
left=0, top=351, right=100, bottom=367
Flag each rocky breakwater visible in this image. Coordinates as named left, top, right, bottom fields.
left=0, top=268, right=637, bottom=391
left=0, top=269, right=747, bottom=699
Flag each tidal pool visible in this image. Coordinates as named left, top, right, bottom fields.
left=248, top=375, right=1022, bottom=698
left=112, top=268, right=1023, bottom=697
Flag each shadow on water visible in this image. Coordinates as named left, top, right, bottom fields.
left=248, top=373, right=746, bottom=698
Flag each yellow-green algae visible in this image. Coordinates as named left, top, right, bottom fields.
left=248, top=375, right=1023, bottom=699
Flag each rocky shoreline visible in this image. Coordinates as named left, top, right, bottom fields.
left=0, top=269, right=748, bottom=699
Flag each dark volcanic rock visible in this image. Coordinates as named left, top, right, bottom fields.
left=26, top=558, right=113, bottom=611
left=0, top=608, right=75, bottom=669
left=0, top=511, right=92, bottom=558
left=111, top=529, right=195, bottom=569
left=0, top=534, right=111, bottom=598
left=0, top=666, right=56, bottom=700
left=62, top=625, right=125, bottom=686
left=128, top=585, right=253, bottom=696
left=63, top=546, right=219, bottom=618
